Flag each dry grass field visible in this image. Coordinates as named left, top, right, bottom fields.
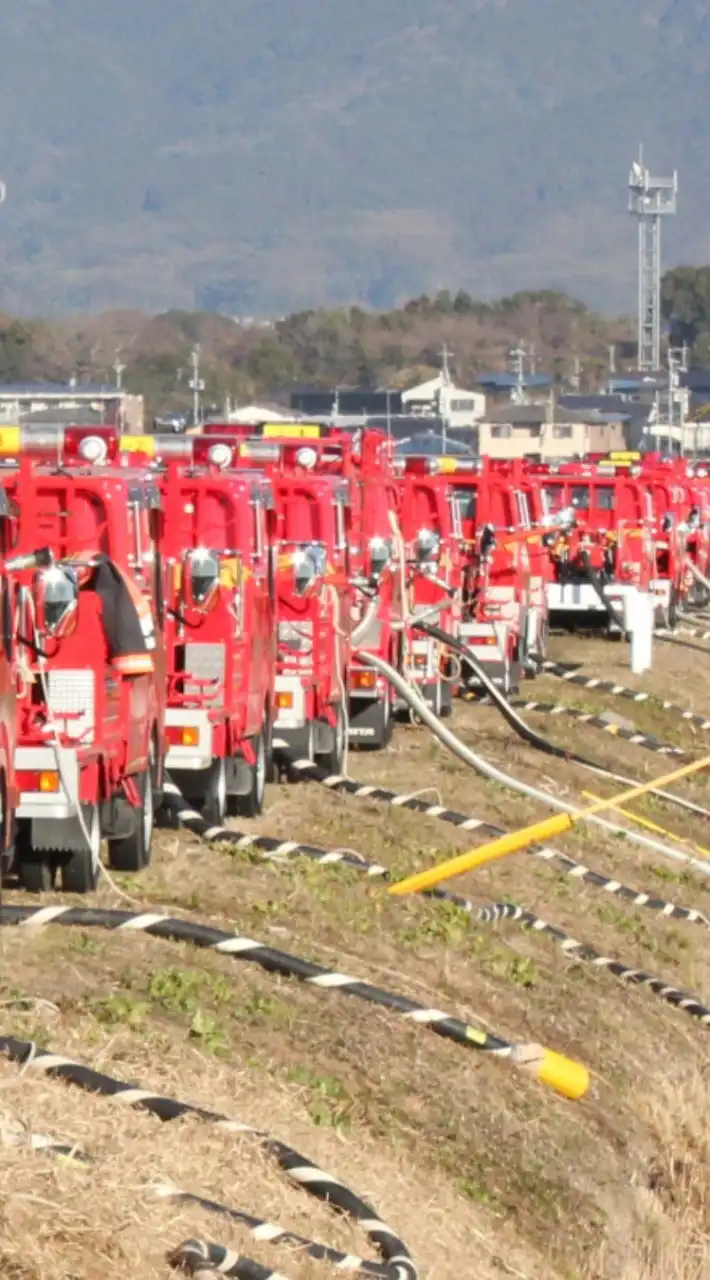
left=1, top=630, right=710, bottom=1280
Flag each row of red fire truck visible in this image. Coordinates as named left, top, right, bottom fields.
left=0, top=425, right=707, bottom=897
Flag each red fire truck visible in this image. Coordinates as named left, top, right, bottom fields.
left=0, top=492, right=19, bottom=884
left=193, top=428, right=352, bottom=771
left=136, top=434, right=276, bottom=821
left=202, top=424, right=402, bottom=749
left=0, top=425, right=166, bottom=892
left=444, top=456, right=548, bottom=689
left=392, top=456, right=462, bottom=714
left=532, top=458, right=656, bottom=631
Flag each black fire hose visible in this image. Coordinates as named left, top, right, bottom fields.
left=584, top=559, right=710, bottom=657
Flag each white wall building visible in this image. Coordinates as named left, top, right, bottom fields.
left=401, top=372, right=485, bottom=428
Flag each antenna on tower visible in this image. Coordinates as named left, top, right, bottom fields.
left=628, top=146, right=678, bottom=372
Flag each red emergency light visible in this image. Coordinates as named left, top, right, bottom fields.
left=0, top=424, right=122, bottom=463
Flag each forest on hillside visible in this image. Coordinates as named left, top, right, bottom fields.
left=0, top=269, right=706, bottom=418
left=0, top=288, right=636, bottom=418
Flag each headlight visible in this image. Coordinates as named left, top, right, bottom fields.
left=185, top=548, right=221, bottom=608
left=292, top=542, right=325, bottom=594
left=38, top=565, right=78, bottom=637
left=367, top=536, right=392, bottom=578
left=415, top=528, right=439, bottom=562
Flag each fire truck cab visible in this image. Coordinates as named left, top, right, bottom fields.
left=0, top=426, right=166, bottom=893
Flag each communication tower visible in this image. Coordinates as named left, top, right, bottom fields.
left=628, top=147, right=678, bottom=372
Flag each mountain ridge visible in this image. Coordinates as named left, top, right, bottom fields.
left=2, top=0, right=707, bottom=315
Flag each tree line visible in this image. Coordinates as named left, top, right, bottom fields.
left=1, top=271, right=708, bottom=417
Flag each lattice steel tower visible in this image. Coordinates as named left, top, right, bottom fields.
left=628, top=147, right=678, bottom=372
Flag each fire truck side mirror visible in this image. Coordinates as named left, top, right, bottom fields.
left=35, top=564, right=79, bottom=639
left=479, top=524, right=496, bottom=556
left=183, top=548, right=221, bottom=612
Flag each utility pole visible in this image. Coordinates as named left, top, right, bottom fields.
left=188, top=345, right=205, bottom=429
left=113, top=351, right=126, bottom=391
left=509, top=345, right=526, bottom=404
left=628, top=146, right=678, bottom=372
left=667, top=344, right=689, bottom=454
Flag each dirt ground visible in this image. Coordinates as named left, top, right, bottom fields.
left=2, top=629, right=710, bottom=1280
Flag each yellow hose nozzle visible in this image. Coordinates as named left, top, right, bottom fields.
left=513, top=1043, right=590, bottom=1100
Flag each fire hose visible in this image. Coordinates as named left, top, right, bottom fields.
left=0, top=917, right=417, bottom=1280
left=161, top=777, right=710, bottom=932
left=0, top=904, right=588, bottom=1099
left=538, top=659, right=710, bottom=740
left=333, top=652, right=710, bottom=874
left=490, top=697, right=686, bottom=759
left=157, top=782, right=710, bottom=1028
left=584, top=558, right=710, bottom=656
left=413, top=620, right=707, bottom=820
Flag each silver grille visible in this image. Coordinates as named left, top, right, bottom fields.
left=183, top=642, right=226, bottom=705
left=46, top=670, right=95, bottom=743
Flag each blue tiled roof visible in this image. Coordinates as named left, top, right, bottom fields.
left=476, top=372, right=552, bottom=389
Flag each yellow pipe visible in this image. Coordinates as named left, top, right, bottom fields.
left=388, top=754, right=710, bottom=896
left=581, top=791, right=710, bottom=860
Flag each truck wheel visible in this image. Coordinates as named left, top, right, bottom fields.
left=439, top=679, right=454, bottom=718
left=282, top=721, right=315, bottom=781
left=317, top=703, right=346, bottom=774
left=107, top=768, right=154, bottom=872
left=231, top=729, right=266, bottom=818
left=199, top=757, right=227, bottom=827
left=60, top=804, right=101, bottom=894
left=420, top=680, right=443, bottom=718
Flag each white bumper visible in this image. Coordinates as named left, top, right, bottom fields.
left=165, top=708, right=214, bottom=771
left=273, top=676, right=307, bottom=730
left=16, top=745, right=79, bottom=820
left=459, top=621, right=507, bottom=662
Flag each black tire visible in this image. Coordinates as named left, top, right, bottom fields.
left=107, top=769, right=154, bottom=872
left=230, top=728, right=267, bottom=818
left=198, top=756, right=227, bottom=827
left=316, top=702, right=346, bottom=774
left=60, top=804, right=101, bottom=894
left=282, top=720, right=316, bottom=781
left=18, top=849, right=56, bottom=893
left=419, top=680, right=443, bottom=718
